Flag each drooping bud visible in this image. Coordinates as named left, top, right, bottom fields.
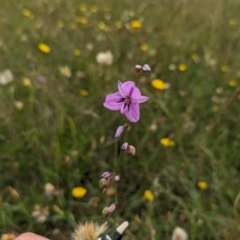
left=127, top=145, right=136, bottom=155
left=135, top=64, right=142, bottom=72
left=102, top=203, right=118, bottom=217
left=99, top=178, right=109, bottom=189
left=107, top=202, right=117, bottom=214
left=102, top=207, right=109, bottom=217
left=114, top=125, right=124, bottom=139
left=114, top=123, right=128, bottom=139
left=101, top=171, right=112, bottom=179
left=121, top=142, right=129, bottom=151
left=142, top=64, right=151, bottom=72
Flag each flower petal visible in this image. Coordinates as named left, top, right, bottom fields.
left=124, top=103, right=140, bottom=122
left=121, top=81, right=137, bottom=96
left=118, top=80, right=127, bottom=97
left=120, top=103, right=128, bottom=113
left=103, top=92, right=123, bottom=110
left=131, top=96, right=149, bottom=103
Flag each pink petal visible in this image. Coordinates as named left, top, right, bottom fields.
left=120, top=103, right=128, bottom=113
left=131, top=96, right=149, bottom=103
left=129, top=86, right=141, bottom=98
left=142, top=64, right=151, bottom=72
left=103, top=92, right=123, bottom=110
left=118, top=80, right=127, bottom=97
left=124, top=104, right=140, bottom=122
left=121, top=81, right=136, bottom=95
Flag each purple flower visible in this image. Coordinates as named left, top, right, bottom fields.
left=103, top=81, right=149, bottom=122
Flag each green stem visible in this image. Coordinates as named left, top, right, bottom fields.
left=135, top=72, right=141, bottom=86
left=112, top=123, right=129, bottom=235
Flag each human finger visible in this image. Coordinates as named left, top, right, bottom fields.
left=15, top=232, right=50, bottom=240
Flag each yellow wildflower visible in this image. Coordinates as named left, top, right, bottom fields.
left=80, top=89, right=89, bottom=96
left=90, top=5, right=98, bottom=13
left=72, top=187, right=87, bottom=198
left=197, top=181, right=208, bottom=190
left=144, top=190, right=154, bottom=202
left=131, top=20, right=142, bottom=29
left=75, top=16, right=88, bottom=25
left=140, top=44, right=148, bottom=51
left=228, top=18, right=237, bottom=25
left=160, top=138, right=175, bottom=147
left=178, top=64, right=187, bottom=72
left=38, top=43, right=51, bottom=53
left=22, top=9, right=35, bottom=19
left=22, top=78, right=31, bottom=87
left=73, top=48, right=81, bottom=56
left=151, top=79, right=169, bottom=90
left=228, top=79, right=237, bottom=87
left=98, top=22, right=106, bottom=30
left=79, top=4, right=87, bottom=12
left=221, top=65, right=229, bottom=73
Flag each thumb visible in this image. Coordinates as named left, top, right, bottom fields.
left=15, top=232, right=50, bottom=240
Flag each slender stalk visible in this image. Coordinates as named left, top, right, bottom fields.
left=135, top=72, right=141, bottom=86
left=113, top=140, right=118, bottom=237
left=112, top=124, right=129, bottom=237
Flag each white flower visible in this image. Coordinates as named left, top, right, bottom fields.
left=96, top=51, right=113, bottom=65
left=58, top=65, right=71, bottom=78
left=44, top=182, right=59, bottom=197
left=32, top=204, right=49, bottom=223
left=172, top=227, right=188, bottom=240
left=15, top=101, right=24, bottom=110
left=72, top=222, right=108, bottom=240
left=0, top=69, right=13, bottom=85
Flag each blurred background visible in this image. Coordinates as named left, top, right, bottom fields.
left=1, top=0, right=240, bottom=239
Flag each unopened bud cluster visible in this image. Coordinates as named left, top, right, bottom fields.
left=135, top=64, right=151, bottom=73
left=102, top=202, right=118, bottom=217
left=121, top=142, right=136, bottom=155
left=99, top=172, right=120, bottom=191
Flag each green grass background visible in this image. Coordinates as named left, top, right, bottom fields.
left=1, top=0, right=240, bottom=239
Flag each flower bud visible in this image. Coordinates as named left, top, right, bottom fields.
left=135, top=64, right=142, bottom=72
left=102, top=207, right=109, bottom=217
left=121, top=142, right=129, bottom=151
left=142, top=64, right=151, bottom=72
left=114, top=174, right=120, bottom=181
left=107, top=203, right=117, bottom=214
left=101, top=171, right=112, bottom=179
left=99, top=178, right=109, bottom=189
left=114, top=125, right=125, bottom=139
left=127, top=145, right=136, bottom=155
